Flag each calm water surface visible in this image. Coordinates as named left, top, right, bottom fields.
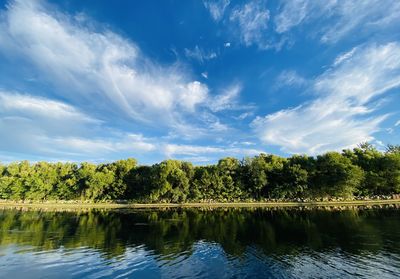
left=0, top=206, right=400, bottom=278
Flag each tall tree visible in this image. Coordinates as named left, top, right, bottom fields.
left=314, top=152, right=364, bottom=198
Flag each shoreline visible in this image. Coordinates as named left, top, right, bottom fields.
left=1, top=199, right=400, bottom=209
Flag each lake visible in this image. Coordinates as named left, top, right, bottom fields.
left=0, top=206, right=399, bottom=278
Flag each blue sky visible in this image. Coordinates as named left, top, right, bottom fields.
left=0, top=0, right=400, bottom=164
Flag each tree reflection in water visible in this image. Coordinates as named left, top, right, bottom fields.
left=0, top=206, right=399, bottom=260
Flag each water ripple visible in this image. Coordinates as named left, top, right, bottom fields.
left=1, top=207, right=400, bottom=278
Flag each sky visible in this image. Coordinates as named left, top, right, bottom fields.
left=0, top=0, right=400, bottom=164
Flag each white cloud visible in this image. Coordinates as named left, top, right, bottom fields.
left=396, top=120, right=400, bottom=127
left=224, top=42, right=231, bottom=47
left=0, top=89, right=256, bottom=162
left=51, top=134, right=156, bottom=155
left=234, top=112, right=253, bottom=120
left=274, top=0, right=311, bottom=33
left=203, top=0, right=230, bottom=22
left=229, top=0, right=270, bottom=48
left=184, top=45, right=217, bottom=63
left=314, top=43, right=400, bottom=103
left=0, top=91, right=100, bottom=142
left=1, top=125, right=157, bottom=161
left=0, top=154, right=19, bottom=164
left=0, top=91, right=156, bottom=159
left=0, top=90, right=258, bottom=163
left=275, top=70, right=307, bottom=89
left=375, top=140, right=385, bottom=147
left=207, top=84, right=255, bottom=115
left=209, top=84, right=241, bottom=112
left=163, top=143, right=262, bottom=159
left=206, top=1, right=400, bottom=50
left=0, top=0, right=210, bottom=130
left=274, top=0, right=400, bottom=44
left=178, top=81, right=209, bottom=112
left=164, top=144, right=223, bottom=157
left=333, top=47, right=358, bottom=66
left=0, top=91, right=98, bottom=124
left=240, top=141, right=255, bottom=146
left=252, top=42, right=400, bottom=154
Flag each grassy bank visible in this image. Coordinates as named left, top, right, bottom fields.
left=1, top=199, right=400, bottom=209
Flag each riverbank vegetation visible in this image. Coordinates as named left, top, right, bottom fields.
left=0, top=143, right=399, bottom=202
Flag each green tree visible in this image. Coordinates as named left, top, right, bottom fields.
left=386, top=144, right=400, bottom=154
left=4, top=161, right=33, bottom=200
left=191, top=166, right=224, bottom=201
left=271, top=160, right=309, bottom=199
left=54, top=163, right=79, bottom=199
left=127, top=165, right=154, bottom=201
left=344, top=143, right=384, bottom=195
left=150, top=160, right=192, bottom=203
left=261, top=155, right=286, bottom=198
left=24, top=162, right=58, bottom=200
left=217, top=157, right=243, bottom=201
left=314, top=152, right=364, bottom=198
left=84, top=165, right=116, bottom=201
left=0, top=144, right=399, bottom=202
left=242, top=154, right=269, bottom=199
left=379, top=152, right=400, bottom=194
left=105, top=158, right=137, bottom=200
left=0, top=163, right=12, bottom=199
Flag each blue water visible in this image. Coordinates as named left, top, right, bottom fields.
left=0, top=206, right=399, bottom=278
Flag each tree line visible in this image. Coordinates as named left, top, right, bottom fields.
left=0, top=143, right=399, bottom=202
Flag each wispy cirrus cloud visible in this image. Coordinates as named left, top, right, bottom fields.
left=203, top=0, right=275, bottom=49
left=51, top=134, right=156, bottom=156
left=333, top=47, right=358, bottom=66
left=203, top=0, right=230, bottom=22
left=229, top=0, right=270, bottom=49
left=184, top=45, right=217, bottom=63
left=1, top=0, right=398, bottom=164
left=209, top=84, right=242, bottom=112
left=0, top=91, right=100, bottom=140
left=274, top=0, right=400, bottom=44
left=205, top=0, right=400, bottom=50
left=0, top=90, right=157, bottom=160
left=274, top=0, right=330, bottom=34
left=0, top=0, right=212, bottom=133
left=274, top=70, right=307, bottom=89
left=0, top=92, right=99, bottom=124
left=252, top=42, right=400, bottom=154
left=0, top=90, right=260, bottom=163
